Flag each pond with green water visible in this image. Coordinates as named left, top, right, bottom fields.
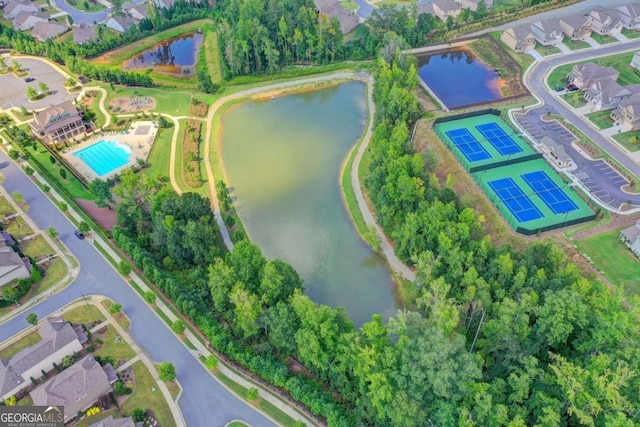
left=220, top=82, right=399, bottom=325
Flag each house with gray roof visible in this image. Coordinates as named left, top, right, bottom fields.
left=501, top=25, right=536, bottom=52
left=124, top=2, right=149, bottom=21
left=540, top=136, right=572, bottom=169
left=31, top=22, right=68, bottom=42
left=630, top=51, right=640, bottom=71
left=531, top=19, right=564, bottom=46
left=432, top=0, right=461, bottom=22
left=619, top=220, right=640, bottom=258
left=153, top=0, right=174, bottom=9
left=31, top=355, right=115, bottom=422
left=588, top=8, right=622, bottom=36
left=89, top=416, right=140, bottom=427
left=611, top=93, right=640, bottom=131
left=457, top=0, right=492, bottom=12
left=584, top=79, right=632, bottom=111
left=0, top=316, right=86, bottom=400
left=73, top=24, right=98, bottom=44
left=3, top=0, right=40, bottom=20
left=0, top=233, right=30, bottom=289
left=616, top=4, right=640, bottom=30
left=105, top=15, right=139, bottom=33
left=566, top=62, right=619, bottom=90
left=12, top=11, right=49, bottom=31
left=560, top=14, right=592, bottom=40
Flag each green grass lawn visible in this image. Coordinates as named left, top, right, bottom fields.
left=21, top=235, right=54, bottom=259
left=94, top=324, right=136, bottom=362
left=72, top=408, right=118, bottom=427
left=65, top=303, right=106, bottom=324
left=590, top=33, right=618, bottom=45
left=215, top=372, right=298, bottom=427
left=0, top=330, right=42, bottom=359
left=576, top=229, right=640, bottom=295
left=203, top=29, right=222, bottom=84
left=562, top=92, right=587, bottom=108
left=228, top=422, right=250, bottom=427
left=101, top=300, right=131, bottom=331
left=102, top=84, right=210, bottom=117
left=86, top=91, right=107, bottom=127
left=28, top=144, right=93, bottom=200
left=563, top=39, right=590, bottom=51
left=621, top=28, right=640, bottom=39
left=586, top=110, right=614, bottom=129
left=121, top=361, right=176, bottom=427
left=166, top=381, right=181, bottom=401
left=17, top=395, right=33, bottom=406
left=0, top=196, right=15, bottom=216
left=339, top=0, right=358, bottom=9
left=548, top=51, right=640, bottom=89
left=5, top=218, right=34, bottom=240
left=142, top=126, right=173, bottom=179
left=613, top=130, right=640, bottom=152
left=29, top=258, right=67, bottom=295
left=535, top=44, right=561, bottom=56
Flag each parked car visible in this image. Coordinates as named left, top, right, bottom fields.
left=555, top=86, right=564, bottom=92
left=24, top=77, right=35, bottom=83
left=74, top=230, right=85, bottom=239
left=566, top=83, right=578, bottom=91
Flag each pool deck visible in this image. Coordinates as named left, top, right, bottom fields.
left=60, top=120, right=158, bottom=181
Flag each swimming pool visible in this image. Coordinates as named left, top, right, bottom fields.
left=73, top=140, right=131, bottom=176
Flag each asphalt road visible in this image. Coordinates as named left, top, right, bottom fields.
left=524, top=38, right=640, bottom=207
left=49, top=0, right=146, bottom=25
left=0, top=152, right=274, bottom=427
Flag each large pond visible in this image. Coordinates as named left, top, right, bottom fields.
left=123, top=32, right=203, bottom=75
left=220, top=82, right=399, bottom=326
left=417, top=49, right=503, bottom=109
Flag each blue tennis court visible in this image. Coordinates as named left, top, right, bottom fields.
left=488, top=177, right=544, bottom=222
left=476, top=123, right=523, bottom=156
left=445, top=128, right=492, bottom=162
left=521, top=170, right=578, bottom=214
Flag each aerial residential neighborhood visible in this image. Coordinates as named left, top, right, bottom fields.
left=0, top=0, right=640, bottom=426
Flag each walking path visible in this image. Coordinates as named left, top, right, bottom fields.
left=78, top=87, right=111, bottom=128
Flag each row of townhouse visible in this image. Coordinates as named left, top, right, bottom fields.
left=501, top=4, right=640, bottom=53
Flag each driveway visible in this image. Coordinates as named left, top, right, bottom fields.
left=0, top=57, right=72, bottom=110
left=0, top=152, right=275, bottom=427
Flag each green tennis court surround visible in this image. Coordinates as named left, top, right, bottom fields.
left=433, top=110, right=595, bottom=234
left=473, top=160, right=595, bottom=234
left=434, top=113, right=540, bottom=173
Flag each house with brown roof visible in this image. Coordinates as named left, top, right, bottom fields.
left=3, top=0, right=40, bottom=20
left=89, top=415, right=140, bottom=427
left=73, top=24, right=98, bottom=44
left=0, top=316, right=86, bottom=400
left=611, top=93, right=640, bottom=131
left=588, top=8, right=622, bottom=36
left=566, top=62, right=619, bottom=90
left=584, top=79, right=632, bottom=111
left=31, top=355, right=115, bottom=422
left=30, top=101, right=86, bottom=145
left=313, top=0, right=359, bottom=34
left=12, top=11, right=49, bottom=31
left=619, top=220, right=640, bottom=258
left=31, top=22, right=68, bottom=42
left=559, top=14, right=592, bottom=40
left=0, top=233, right=30, bottom=289
left=531, top=19, right=564, bottom=46
left=616, top=4, right=640, bottom=30
left=501, top=26, right=536, bottom=52
left=433, top=0, right=461, bottom=21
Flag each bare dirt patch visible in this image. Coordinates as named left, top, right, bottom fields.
left=109, top=96, right=156, bottom=113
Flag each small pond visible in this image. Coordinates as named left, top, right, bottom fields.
left=220, top=82, right=400, bottom=326
left=123, top=32, right=203, bottom=75
left=417, top=48, right=503, bottom=109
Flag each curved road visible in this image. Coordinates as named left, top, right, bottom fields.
left=0, top=153, right=274, bottom=427
left=524, top=38, right=640, bottom=206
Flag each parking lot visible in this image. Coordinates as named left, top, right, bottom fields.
left=516, top=110, right=640, bottom=210
left=0, top=56, right=73, bottom=111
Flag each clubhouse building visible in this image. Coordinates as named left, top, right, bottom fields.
left=30, top=101, right=86, bottom=145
